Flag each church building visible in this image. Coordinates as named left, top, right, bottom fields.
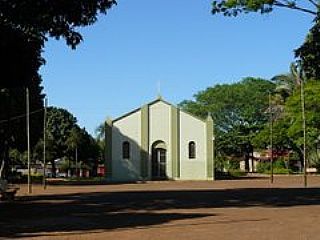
left=105, top=97, right=215, bottom=182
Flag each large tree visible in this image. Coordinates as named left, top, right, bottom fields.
left=295, top=18, right=320, bottom=80
left=0, top=0, right=116, bottom=48
left=0, top=25, right=44, bottom=88
left=45, top=107, right=77, bottom=174
left=0, top=76, right=44, bottom=178
left=254, top=80, right=320, bottom=167
left=37, top=107, right=99, bottom=176
left=211, top=0, right=320, bottom=79
left=179, top=77, right=275, bottom=169
left=1, top=0, right=116, bottom=88
left=212, top=0, right=318, bottom=17
left=285, top=80, right=320, bottom=154
left=0, top=0, right=116, bottom=179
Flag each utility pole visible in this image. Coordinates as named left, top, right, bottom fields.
left=301, top=75, right=307, bottom=187
left=26, top=88, right=32, bottom=194
left=269, top=92, right=274, bottom=184
left=75, top=146, right=78, bottom=177
left=212, top=122, right=216, bottom=181
left=43, top=98, right=48, bottom=189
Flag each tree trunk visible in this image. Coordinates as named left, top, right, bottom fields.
left=0, top=90, right=11, bottom=180
left=296, top=148, right=304, bottom=172
left=244, top=153, right=249, bottom=172
left=0, top=158, right=5, bottom=179
left=50, top=159, right=56, bottom=178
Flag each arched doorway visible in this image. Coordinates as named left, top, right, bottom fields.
left=151, top=140, right=167, bottom=180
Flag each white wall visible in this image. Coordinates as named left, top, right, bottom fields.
left=110, top=100, right=209, bottom=181
left=112, top=110, right=141, bottom=181
left=149, top=101, right=172, bottom=178
left=179, top=111, right=207, bottom=180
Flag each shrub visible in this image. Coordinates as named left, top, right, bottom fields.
left=256, top=159, right=292, bottom=174
left=256, top=162, right=270, bottom=173
left=227, top=160, right=240, bottom=170
left=228, top=169, right=246, bottom=177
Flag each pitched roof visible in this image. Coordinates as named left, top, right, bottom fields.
left=112, top=96, right=206, bottom=123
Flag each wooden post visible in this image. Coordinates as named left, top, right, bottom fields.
left=43, top=98, right=48, bottom=189
left=269, top=92, right=274, bottom=184
left=301, top=76, right=307, bottom=187
left=26, top=88, right=32, bottom=194
left=75, top=146, right=78, bottom=177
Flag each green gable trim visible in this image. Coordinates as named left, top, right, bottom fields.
left=171, top=106, right=180, bottom=178
left=206, top=116, right=214, bottom=180
left=112, top=107, right=141, bottom=123
left=140, top=105, right=149, bottom=179
left=112, top=97, right=206, bottom=124
left=105, top=118, right=113, bottom=179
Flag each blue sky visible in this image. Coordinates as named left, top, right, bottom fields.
left=40, top=0, right=314, bottom=135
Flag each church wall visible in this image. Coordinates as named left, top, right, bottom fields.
left=149, top=101, right=172, bottom=178
left=179, top=111, right=207, bottom=180
left=112, top=110, right=142, bottom=181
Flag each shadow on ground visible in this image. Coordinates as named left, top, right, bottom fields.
left=1, top=187, right=320, bottom=238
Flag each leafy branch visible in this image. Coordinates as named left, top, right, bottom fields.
left=212, top=0, right=318, bottom=17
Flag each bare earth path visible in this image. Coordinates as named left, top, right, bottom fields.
left=1, top=175, right=320, bottom=240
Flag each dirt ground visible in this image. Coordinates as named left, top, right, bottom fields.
left=1, top=175, right=320, bottom=240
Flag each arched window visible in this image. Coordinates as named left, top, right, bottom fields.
left=122, top=141, right=130, bottom=159
left=188, top=141, right=196, bottom=159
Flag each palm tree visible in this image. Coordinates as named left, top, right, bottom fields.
left=66, top=127, right=82, bottom=176
left=95, top=121, right=107, bottom=165
left=272, top=62, right=307, bottom=186
left=272, top=63, right=301, bottom=95
left=95, top=122, right=105, bottom=141
left=270, top=63, right=303, bottom=119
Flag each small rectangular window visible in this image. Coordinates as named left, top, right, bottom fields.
left=188, top=141, right=196, bottom=159
left=122, top=141, right=130, bottom=159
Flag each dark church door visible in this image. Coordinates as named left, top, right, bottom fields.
left=152, top=148, right=167, bottom=179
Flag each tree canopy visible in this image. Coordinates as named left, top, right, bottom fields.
left=211, top=0, right=320, bottom=80
left=179, top=77, right=275, bottom=160
left=295, top=18, right=320, bottom=80
left=212, top=0, right=318, bottom=17
left=0, top=77, right=44, bottom=178
left=0, top=0, right=116, bottom=48
left=0, top=1, right=116, bottom=179
left=285, top=80, right=320, bottom=149
left=31, top=107, right=100, bottom=177
left=254, top=80, right=320, bottom=166
left=0, top=0, right=117, bottom=88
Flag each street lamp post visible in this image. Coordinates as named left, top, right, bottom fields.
left=75, top=146, right=78, bottom=177
left=212, top=136, right=215, bottom=181
left=26, top=87, right=32, bottom=194
left=269, top=92, right=274, bottom=184
left=300, top=74, right=307, bottom=188
left=43, top=98, right=47, bottom=189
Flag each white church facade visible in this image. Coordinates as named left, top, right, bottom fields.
left=105, top=97, right=215, bottom=182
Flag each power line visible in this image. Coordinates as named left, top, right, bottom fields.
left=0, top=108, right=44, bottom=125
